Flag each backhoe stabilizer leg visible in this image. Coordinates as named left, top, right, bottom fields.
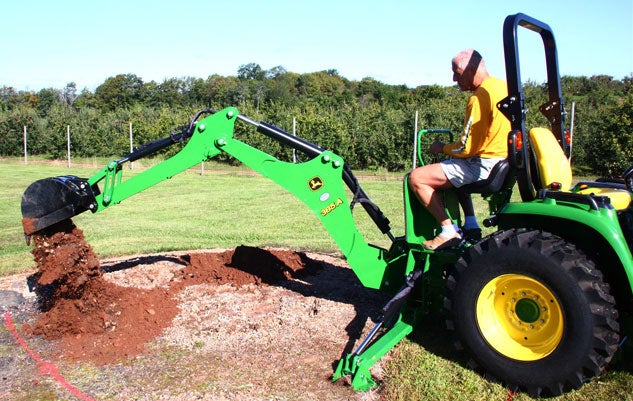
left=333, top=268, right=423, bottom=390
left=332, top=317, right=413, bottom=391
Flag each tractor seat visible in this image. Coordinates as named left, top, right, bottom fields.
left=529, top=127, right=573, bottom=190
left=530, top=127, right=632, bottom=211
left=574, top=183, right=632, bottom=211
left=457, top=159, right=511, bottom=196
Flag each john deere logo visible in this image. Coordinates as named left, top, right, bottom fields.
left=308, top=177, right=324, bottom=191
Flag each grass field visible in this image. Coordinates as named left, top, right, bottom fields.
left=1, top=158, right=631, bottom=400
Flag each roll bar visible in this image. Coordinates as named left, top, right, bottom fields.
left=500, top=13, right=566, bottom=150
left=498, top=13, right=568, bottom=201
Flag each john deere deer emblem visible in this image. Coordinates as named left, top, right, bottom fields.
left=308, top=177, right=323, bottom=191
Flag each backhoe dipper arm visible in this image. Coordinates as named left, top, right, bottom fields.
left=22, top=107, right=399, bottom=290
left=239, top=114, right=394, bottom=239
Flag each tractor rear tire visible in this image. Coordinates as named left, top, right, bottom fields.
left=445, top=228, right=620, bottom=397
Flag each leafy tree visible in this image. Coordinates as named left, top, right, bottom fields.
left=189, top=75, right=239, bottom=108
left=60, top=82, right=79, bottom=108
left=35, top=88, right=61, bottom=116
left=94, top=74, right=145, bottom=111
left=227, top=81, right=250, bottom=107
left=582, top=77, right=633, bottom=175
left=265, top=65, right=287, bottom=79
left=145, top=78, right=186, bottom=108
left=237, top=63, right=265, bottom=80
left=0, top=104, right=37, bottom=156
left=265, top=71, right=299, bottom=105
left=296, top=71, right=347, bottom=105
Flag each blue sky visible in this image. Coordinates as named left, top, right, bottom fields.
left=2, top=0, right=631, bottom=91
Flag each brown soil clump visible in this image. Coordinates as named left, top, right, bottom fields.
left=23, top=219, right=323, bottom=365
left=28, top=219, right=101, bottom=310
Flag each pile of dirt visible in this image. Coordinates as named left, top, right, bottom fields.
left=172, top=246, right=321, bottom=289
left=23, top=219, right=324, bottom=365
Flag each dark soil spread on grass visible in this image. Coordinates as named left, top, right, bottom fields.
left=22, top=219, right=324, bottom=365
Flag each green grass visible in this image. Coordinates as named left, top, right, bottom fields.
left=1, top=158, right=631, bottom=400
left=382, top=325, right=633, bottom=401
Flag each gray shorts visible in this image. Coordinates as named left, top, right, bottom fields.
left=440, top=157, right=505, bottom=188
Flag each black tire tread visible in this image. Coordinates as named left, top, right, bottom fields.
left=445, top=228, right=620, bottom=397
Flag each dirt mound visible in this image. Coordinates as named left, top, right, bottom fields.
left=173, top=246, right=321, bottom=288
left=23, top=220, right=323, bottom=365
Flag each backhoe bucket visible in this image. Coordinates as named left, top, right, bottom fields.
left=21, top=176, right=98, bottom=236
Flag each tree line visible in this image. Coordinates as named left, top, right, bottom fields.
left=1, top=63, right=631, bottom=175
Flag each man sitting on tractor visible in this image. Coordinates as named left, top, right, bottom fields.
left=409, top=49, right=510, bottom=250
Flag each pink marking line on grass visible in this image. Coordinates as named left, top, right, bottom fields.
left=3, top=312, right=97, bottom=401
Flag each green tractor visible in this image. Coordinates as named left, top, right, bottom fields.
left=20, top=13, right=631, bottom=397
left=442, top=14, right=632, bottom=396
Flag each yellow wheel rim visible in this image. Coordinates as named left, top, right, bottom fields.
left=476, top=274, right=564, bottom=361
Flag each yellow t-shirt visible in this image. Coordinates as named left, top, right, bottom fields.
left=443, top=76, right=510, bottom=159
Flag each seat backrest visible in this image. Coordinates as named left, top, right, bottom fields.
left=529, top=127, right=573, bottom=190
left=458, top=159, right=511, bottom=196
left=530, top=127, right=632, bottom=210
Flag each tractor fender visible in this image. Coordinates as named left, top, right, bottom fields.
left=496, top=200, right=633, bottom=311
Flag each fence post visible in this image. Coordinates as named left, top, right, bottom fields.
left=23, top=126, right=27, bottom=164
left=66, top=125, right=71, bottom=168
left=292, top=117, right=297, bottom=163
left=412, top=111, right=419, bottom=169
left=129, top=122, right=134, bottom=170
